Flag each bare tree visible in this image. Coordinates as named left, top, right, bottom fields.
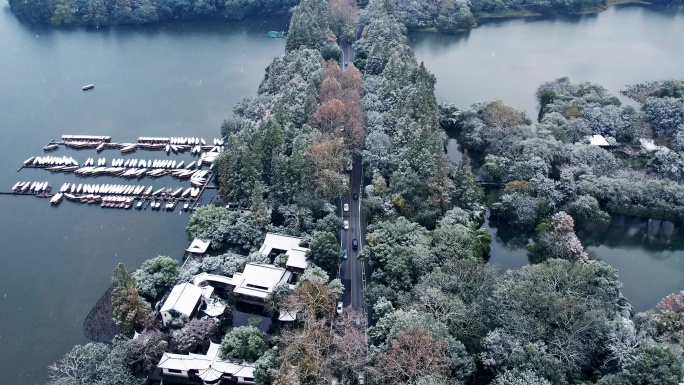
left=120, top=329, right=169, bottom=373
left=280, top=267, right=342, bottom=321
left=331, top=308, right=369, bottom=383
left=170, top=318, right=220, bottom=353
left=369, top=328, right=448, bottom=385
left=276, top=318, right=336, bottom=385
left=47, top=343, right=142, bottom=385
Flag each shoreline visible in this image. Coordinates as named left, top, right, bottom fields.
left=410, top=0, right=656, bottom=34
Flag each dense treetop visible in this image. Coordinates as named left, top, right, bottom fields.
left=441, top=77, right=684, bottom=229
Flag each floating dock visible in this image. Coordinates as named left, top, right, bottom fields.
left=11, top=134, right=222, bottom=212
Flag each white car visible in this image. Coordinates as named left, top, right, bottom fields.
left=337, top=302, right=343, bottom=315
left=343, top=203, right=349, bottom=212
left=343, top=220, right=349, bottom=230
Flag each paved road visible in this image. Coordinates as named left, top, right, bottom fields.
left=338, top=155, right=366, bottom=310
left=337, top=40, right=366, bottom=311
left=340, top=41, right=355, bottom=69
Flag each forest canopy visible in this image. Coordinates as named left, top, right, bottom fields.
left=9, top=0, right=684, bottom=29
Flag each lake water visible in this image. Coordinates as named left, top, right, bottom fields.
left=412, top=5, right=684, bottom=313
left=410, top=5, right=684, bottom=116
left=0, top=6, right=286, bottom=384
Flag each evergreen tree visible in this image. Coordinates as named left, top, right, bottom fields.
left=307, top=231, right=343, bottom=276
left=452, top=152, right=484, bottom=213
left=111, top=263, right=152, bottom=336
left=250, top=180, right=271, bottom=227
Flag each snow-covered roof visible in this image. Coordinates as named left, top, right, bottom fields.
left=279, top=309, right=297, bottom=321
left=201, top=285, right=214, bottom=300
left=160, top=283, right=203, bottom=317
left=259, top=232, right=306, bottom=256
left=235, top=365, right=255, bottom=378
left=186, top=238, right=211, bottom=254
left=286, top=247, right=309, bottom=270
left=233, top=263, right=290, bottom=299
left=194, top=272, right=244, bottom=287
left=589, top=134, right=610, bottom=146
left=157, top=342, right=255, bottom=382
left=259, top=232, right=310, bottom=270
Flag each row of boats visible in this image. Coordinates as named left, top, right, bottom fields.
left=25, top=155, right=213, bottom=175
left=61, top=135, right=113, bottom=150
left=24, top=156, right=78, bottom=167
left=138, top=137, right=224, bottom=146
left=63, top=167, right=209, bottom=184
left=55, top=193, right=195, bottom=211
left=83, top=157, right=202, bottom=169
left=56, top=134, right=223, bottom=148
left=62, top=135, right=112, bottom=143
left=56, top=139, right=223, bottom=156
left=12, top=181, right=51, bottom=193
left=57, top=183, right=203, bottom=199
left=117, top=142, right=222, bottom=156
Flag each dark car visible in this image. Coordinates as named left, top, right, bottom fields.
left=352, top=239, right=358, bottom=250
left=353, top=193, right=359, bottom=201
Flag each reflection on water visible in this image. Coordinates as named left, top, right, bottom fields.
left=408, top=30, right=471, bottom=54
left=482, top=211, right=530, bottom=272
left=580, top=216, right=682, bottom=253
left=445, top=138, right=463, bottom=163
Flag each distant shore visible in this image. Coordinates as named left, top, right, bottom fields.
left=409, top=0, right=656, bottom=34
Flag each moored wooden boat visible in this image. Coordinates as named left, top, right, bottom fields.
left=51, top=193, right=63, bottom=205
left=43, top=144, right=59, bottom=152
left=121, top=145, right=137, bottom=154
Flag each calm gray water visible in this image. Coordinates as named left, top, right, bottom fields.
left=0, top=5, right=286, bottom=384
left=426, top=5, right=684, bottom=313
left=410, top=5, right=684, bottom=116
